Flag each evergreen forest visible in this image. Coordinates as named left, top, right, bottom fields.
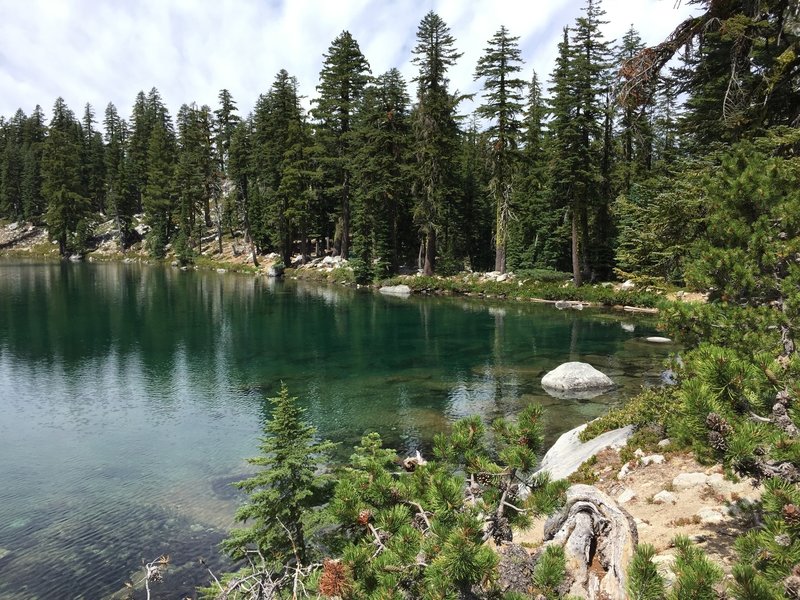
left=4, top=0, right=800, bottom=598
left=2, top=0, right=795, bottom=285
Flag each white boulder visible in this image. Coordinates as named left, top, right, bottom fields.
left=379, top=284, right=412, bottom=297
left=541, top=362, right=614, bottom=397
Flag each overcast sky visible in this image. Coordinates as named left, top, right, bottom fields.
left=0, top=0, right=697, bottom=123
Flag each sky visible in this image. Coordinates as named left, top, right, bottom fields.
left=0, top=0, right=698, bottom=123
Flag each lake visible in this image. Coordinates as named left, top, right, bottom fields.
left=0, top=260, right=673, bottom=599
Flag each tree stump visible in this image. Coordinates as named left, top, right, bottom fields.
left=542, top=484, right=638, bottom=600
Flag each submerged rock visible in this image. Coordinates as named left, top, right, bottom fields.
left=541, top=362, right=614, bottom=397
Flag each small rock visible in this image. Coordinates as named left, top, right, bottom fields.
left=657, top=439, right=672, bottom=448
left=652, top=554, right=677, bottom=587
left=696, top=508, right=725, bottom=525
left=617, top=463, right=632, bottom=480
left=620, top=279, right=635, bottom=291
left=170, top=260, right=178, bottom=267
left=641, top=454, right=665, bottom=466
left=617, top=488, right=636, bottom=504
left=646, top=336, right=673, bottom=344
left=8, top=222, right=19, bottom=231
left=620, top=322, right=635, bottom=332
left=672, top=472, right=709, bottom=490
left=216, top=268, right=227, bottom=274
left=379, top=284, right=412, bottom=297
left=707, top=473, right=733, bottom=498
left=68, top=254, right=83, bottom=262
left=634, top=448, right=645, bottom=458
left=653, top=490, right=677, bottom=504
left=496, top=273, right=508, bottom=282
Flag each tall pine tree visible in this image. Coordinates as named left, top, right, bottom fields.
left=474, top=25, right=526, bottom=273
left=411, top=11, right=463, bottom=275
left=312, top=31, right=371, bottom=259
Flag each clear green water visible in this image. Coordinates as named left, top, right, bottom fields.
left=0, top=260, right=673, bottom=599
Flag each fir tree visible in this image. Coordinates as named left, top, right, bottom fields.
left=411, top=11, right=463, bottom=275
left=351, top=68, right=413, bottom=281
left=81, top=103, right=106, bottom=213
left=508, top=71, right=566, bottom=272
left=474, top=25, right=526, bottom=273
left=312, top=31, right=371, bottom=259
left=214, top=89, right=239, bottom=175
left=42, top=97, right=91, bottom=256
left=104, top=102, right=136, bottom=248
left=222, top=384, right=334, bottom=566
left=21, top=105, right=46, bottom=220
left=142, top=104, right=176, bottom=257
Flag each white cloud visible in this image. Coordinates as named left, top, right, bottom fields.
left=0, top=0, right=697, bottom=124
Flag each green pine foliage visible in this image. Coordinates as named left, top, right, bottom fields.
left=669, top=535, right=723, bottom=600
left=221, top=384, right=334, bottom=566
left=626, top=544, right=666, bottom=600
left=532, top=545, right=567, bottom=599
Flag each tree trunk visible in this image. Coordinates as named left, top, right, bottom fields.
left=341, top=173, right=350, bottom=259
left=571, top=210, right=582, bottom=287
left=423, top=228, right=436, bottom=276
left=543, top=484, right=638, bottom=600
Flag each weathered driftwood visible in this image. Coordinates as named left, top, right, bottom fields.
left=543, top=484, right=638, bottom=600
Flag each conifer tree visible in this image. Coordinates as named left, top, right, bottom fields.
left=228, top=118, right=258, bottom=264
left=141, top=99, right=176, bottom=257
left=127, top=91, right=151, bottom=213
left=411, top=11, right=463, bottom=275
left=251, top=70, right=313, bottom=263
left=42, top=97, right=90, bottom=255
left=0, top=110, right=24, bottom=219
left=615, top=26, right=654, bottom=192
left=474, top=25, right=526, bottom=274
left=312, top=31, right=371, bottom=259
left=21, top=105, right=46, bottom=220
left=351, top=68, right=413, bottom=281
left=81, top=103, right=106, bottom=213
left=508, top=71, right=565, bottom=271
left=104, top=102, right=136, bottom=248
left=214, top=89, right=239, bottom=175
left=222, top=384, right=333, bottom=566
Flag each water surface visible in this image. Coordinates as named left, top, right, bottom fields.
left=0, top=260, right=673, bottom=598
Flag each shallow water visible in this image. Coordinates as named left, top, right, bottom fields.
left=0, top=260, right=674, bottom=598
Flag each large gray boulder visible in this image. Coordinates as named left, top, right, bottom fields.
left=535, top=423, right=634, bottom=481
left=541, top=362, right=614, bottom=398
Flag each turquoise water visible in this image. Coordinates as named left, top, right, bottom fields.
left=0, top=260, right=673, bottom=598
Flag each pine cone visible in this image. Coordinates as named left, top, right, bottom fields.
left=708, top=430, right=728, bottom=453
left=783, top=504, right=800, bottom=526
left=776, top=390, right=792, bottom=407
left=504, top=483, right=519, bottom=502
left=785, top=575, right=800, bottom=599
left=476, top=472, right=494, bottom=486
left=357, top=509, right=372, bottom=527
left=490, top=516, right=512, bottom=544
left=706, top=412, right=732, bottom=435
left=411, top=512, right=428, bottom=531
